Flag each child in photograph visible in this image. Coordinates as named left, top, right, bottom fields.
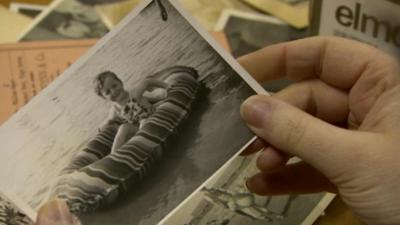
left=43, top=66, right=200, bottom=213
left=94, top=71, right=168, bottom=152
left=94, top=66, right=197, bottom=152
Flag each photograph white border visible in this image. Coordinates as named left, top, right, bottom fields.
left=15, top=0, right=108, bottom=41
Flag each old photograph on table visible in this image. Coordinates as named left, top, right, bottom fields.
left=9, top=2, right=46, bottom=18
left=215, top=10, right=306, bottom=58
left=0, top=0, right=264, bottom=224
left=17, top=0, right=109, bottom=41
left=161, top=154, right=335, bottom=225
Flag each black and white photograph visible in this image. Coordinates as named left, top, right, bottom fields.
left=215, top=10, right=306, bottom=92
left=161, top=154, right=334, bottom=225
left=0, top=0, right=265, bottom=224
left=18, top=0, right=109, bottom=41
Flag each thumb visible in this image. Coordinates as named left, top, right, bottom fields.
left=36, top=200, right=76, bottom=225
left=240, top=95, right=362, bottom=177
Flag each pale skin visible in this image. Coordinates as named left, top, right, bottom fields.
left=35, top=37, right=400, bottom=225
left=34, top=200, right=78, bottom=225
left=100, top=75, right=168, bottom=152
left=239, top=37, right=400, bottom=225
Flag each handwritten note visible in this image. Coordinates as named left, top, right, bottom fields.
left=0, top=39, right=97, bottom=124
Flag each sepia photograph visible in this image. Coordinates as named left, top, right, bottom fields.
left=0, top=0, right=264, bottom=224
left=215, top=10, right=306, bottom=58
left=18, top=0, right=109, bottom=41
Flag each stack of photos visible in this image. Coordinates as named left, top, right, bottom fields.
left=0, top=0, right=333, bottom=225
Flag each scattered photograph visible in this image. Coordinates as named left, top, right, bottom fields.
left=215, top=10, right=306, bottom=58
left=161, top=154, right=334, bottom=225
left=215, top=10, right=306, bottom=92
left=240, top=0, right=309, bottom=28
left=18, top=0, right=109, bottom=41
left=0, top=190, right=32, bottom=225
left=9, top=2, right=46, bottom=18
left=0, top=0, right=264, bottom=224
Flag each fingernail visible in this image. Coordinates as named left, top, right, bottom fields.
left=241, top=96, right=271, bottom=128
left=37, top=200, right=74, bottom=224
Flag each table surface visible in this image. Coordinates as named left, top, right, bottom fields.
left=0, top=0, right=362, bottom=224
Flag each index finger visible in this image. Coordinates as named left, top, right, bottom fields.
left=238, top=36, right=388, bottom=90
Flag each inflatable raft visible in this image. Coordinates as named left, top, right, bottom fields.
left=51, top=70, right=201, bottom=213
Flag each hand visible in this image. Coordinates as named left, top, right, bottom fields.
left=238, top=37, right=400, bottom=225
left=35, top=200, right=79, bottom=225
